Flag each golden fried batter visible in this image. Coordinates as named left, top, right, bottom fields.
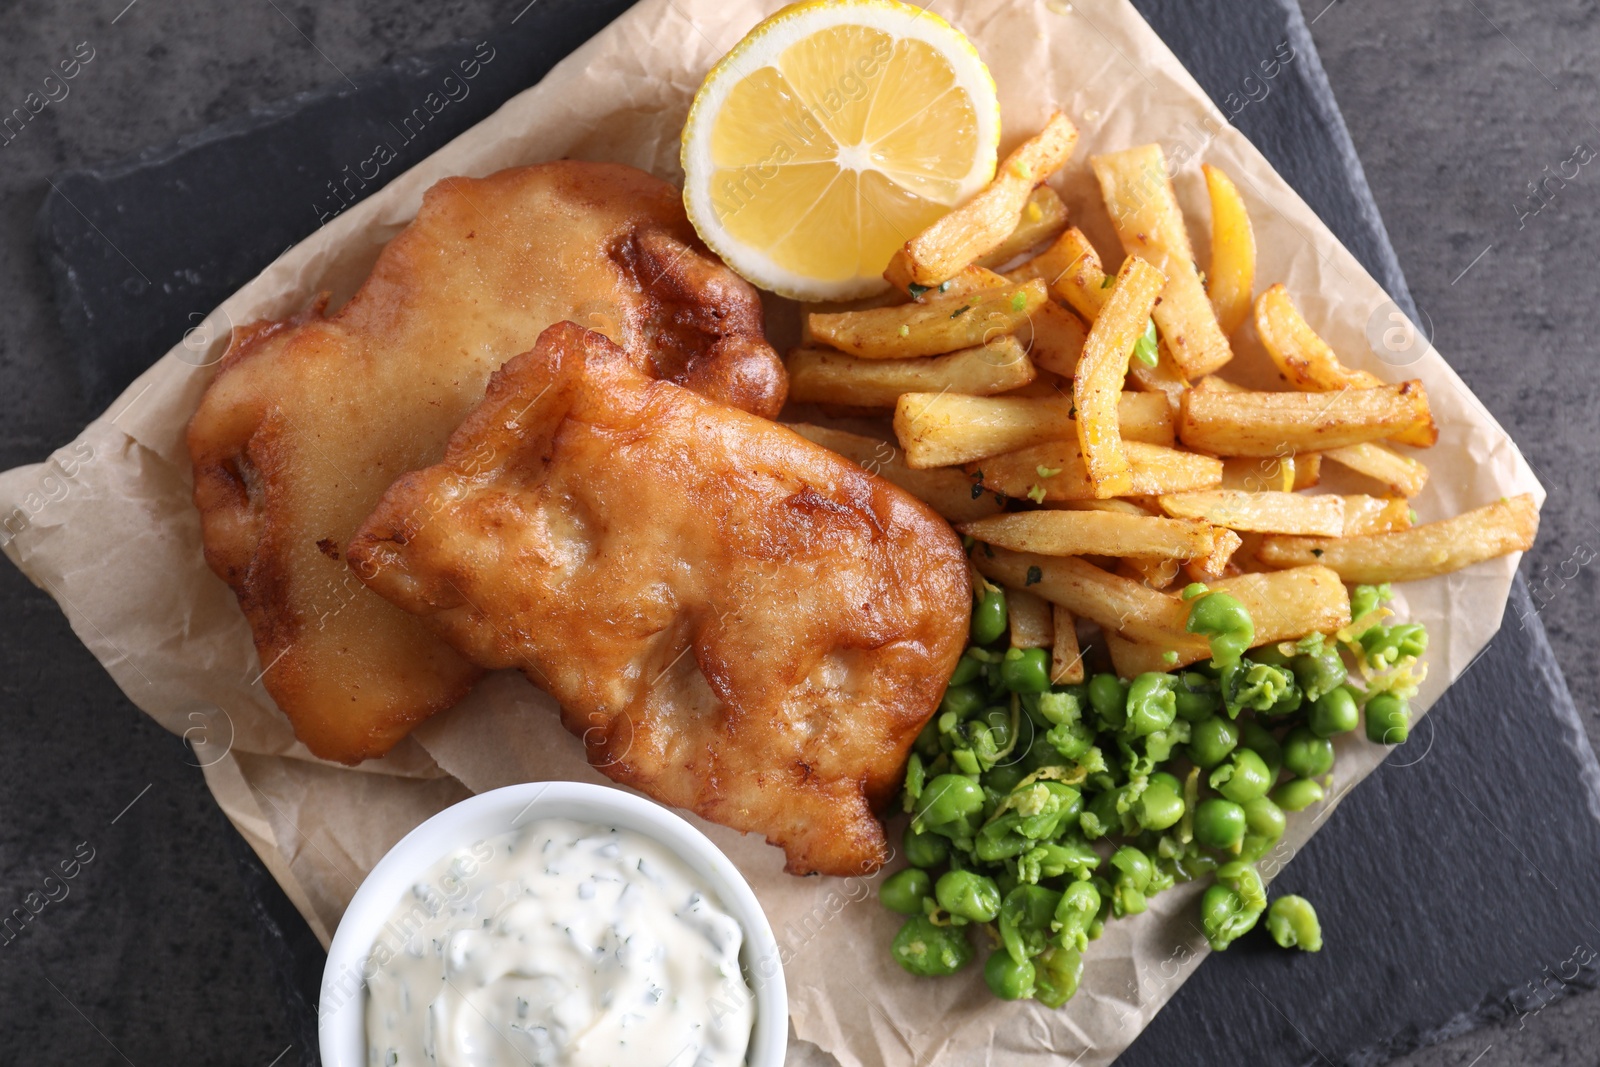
left=188, top=162, right=784, bottom=763
left=347, top=324, right=969, bottom=875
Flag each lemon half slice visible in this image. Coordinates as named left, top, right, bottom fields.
left=681, top=0, right=1001, bottom=300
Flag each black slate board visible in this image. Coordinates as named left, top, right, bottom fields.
left=34, top=1, right=1600, bottom=1064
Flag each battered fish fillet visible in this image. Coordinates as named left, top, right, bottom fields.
left=188, top=162, right=785, bottom=764
left=347, top=323, right=970, bottom=875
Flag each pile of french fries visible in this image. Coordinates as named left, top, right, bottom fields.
left=787, top=112, right=1539, bottom=682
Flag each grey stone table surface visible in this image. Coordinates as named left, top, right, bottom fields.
left=0, top=1, right=1594, bottom=1064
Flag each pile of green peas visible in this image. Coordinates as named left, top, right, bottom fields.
left=881, top=578, right=1425, bottom=1001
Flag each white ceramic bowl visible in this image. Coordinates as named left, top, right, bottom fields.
left=319, top=781, right=787, bottom=1066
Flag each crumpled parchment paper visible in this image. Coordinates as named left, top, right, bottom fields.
left=0, top=1, right=1542, bottom=1063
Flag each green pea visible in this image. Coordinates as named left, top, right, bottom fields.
left=1267, top=894, right=1323, bottom=952
left=1081, top=786, right=1127, bottom=840
left=951, top=747, right=983, bottom=776
left=1220, top=661, right=1296, bottom=717
left=903, top=824, right=949, bottom=869
left=1133, top=772, right=1186, bottom=831
left=880, top=868, right=932, bottom=915
left=1349, top=582, right=1391, bottom=623
left=1088, top=673, right=1128, bottom=731
left=936, top=870, right=1002, bottom=923
left=1291, top=646, right=1348, bottom=703
left=939, top=682, right=987, bottom=721
left=983, top=762, right=1026, bottom=798
left=1032, top=946, right=1084, bottom=1008
left=972, top=587, right=1009, bottom=645
left=1248, top=643, right=1292, bottom=667
left=1110, top=845, right=1153, bottom=891
left=1034, top=688, right=1085, bottom=726
left=1125, top=672, right=1178, bottom=737
left=1018, top=838, right=1098, bottom=885
left=999, top=884, right=1063, bottom=964
left=1238, top=720, right=1283, bottom=781
left=1043, top=718, right=1096, bottom=762
left=891, top=914, right=973, bottom=976
left=1174, top=672, right=1222, bottom=721
left=1109, top=846, right=1153, bottom=917
left=1194, top=797, right=1246, bottom=851
left=1238, top=796, right=1286, bottom=861
left=1001, top=647, right=1052, bottom=693
left=1203, top=861, right=1266, bottom=951
left=1309, top=684, right=1361, bottom=738
left=1262, top=683, right=1304, bottom=718
left=1282, top=726, right=1334, bottom=779
left=1366, top=692, right=1411, bottom=745
left=1187, top=715, right=1239, bottom=769
left=949, top=649, right=983, bottom=687
left=1209, top=747, right=1272, bottom=803
left=1360, top=622, right=1428, bottom=670
left=1271, top=777, right=1325, bottom=812
left=984, top=950, right=1036, bottom=999
left=1053, top=880, right=1101, bottom=952
left=1185, top=591, right=1254, bottom=667
left=913, top=774, right=985, bottom=830
left=980, top=707, right=1014, bottom=751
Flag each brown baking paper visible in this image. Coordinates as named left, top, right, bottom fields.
left=0, top=0, right=1543, bottom=1063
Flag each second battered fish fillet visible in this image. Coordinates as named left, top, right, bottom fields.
left=188, top=162, right=784, bottom=764
left=347, top=323, right=970, bottom=875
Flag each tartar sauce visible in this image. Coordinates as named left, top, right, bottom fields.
left=364, top=818, right=754, bottom=1066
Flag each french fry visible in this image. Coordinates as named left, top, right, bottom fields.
left=1093, top=144, right=1233, bottom=377
left=1254, top=284, right=1383, bottom=392
left=959, top=509, right=1220, bottom=560
left=1001, top=371, right=1070, bottom=399
left=1076, top=256, right=1167, bottom=496
left=974, top=186, right=1070, bottom=269
left=1257, top=494, right=1538, bottom=582
left=1341, top=494, right=1414, bottom=536
left=1006, top=586, right=1055, bottom=649
left=1123, top=557, right=1181, bottom=589
left=885, top=113, right=1080, bottom=288
left=1157, top=489, right=1347, bottom=537
left=1227, top=531, right=1270, bottom=573
left=1050, top=497, right=1159, bottom=516
left=1179, top=382, right=1438, bottom=456
left=894, top=391, right=1173, bottom=469
left=1323, top=442, right=1430, bottom=498
left=800, top=290, right=908, bottom=346
left=1114, top=391, right=1176, bottom=445
left=912, top=265, right=1013, bottom=302
left=973, top=547, right=1189, bottom=646
left=1185, top=527, right=1243, bottom=584
left=1021, top=300, right=1089, bottom=377
left=896, top=394, right=1066, bottom=468
left=808, top=280, right=1048, bottom=360
left=1006, top=227, right=1111, bottom=323
left=787, top=340, right=1035, bottom=406
left=1105, top=565, right=1352, bottom=674
left=968, top=439, right=1222, bottom=501
left=1127, top=344, right=1191, bottom=409
left=1051, top=604, right=1085, bottom=684
left=1203, top=163, right=1256, bottom=336
left=785, top=424, right=1003, bottom=524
